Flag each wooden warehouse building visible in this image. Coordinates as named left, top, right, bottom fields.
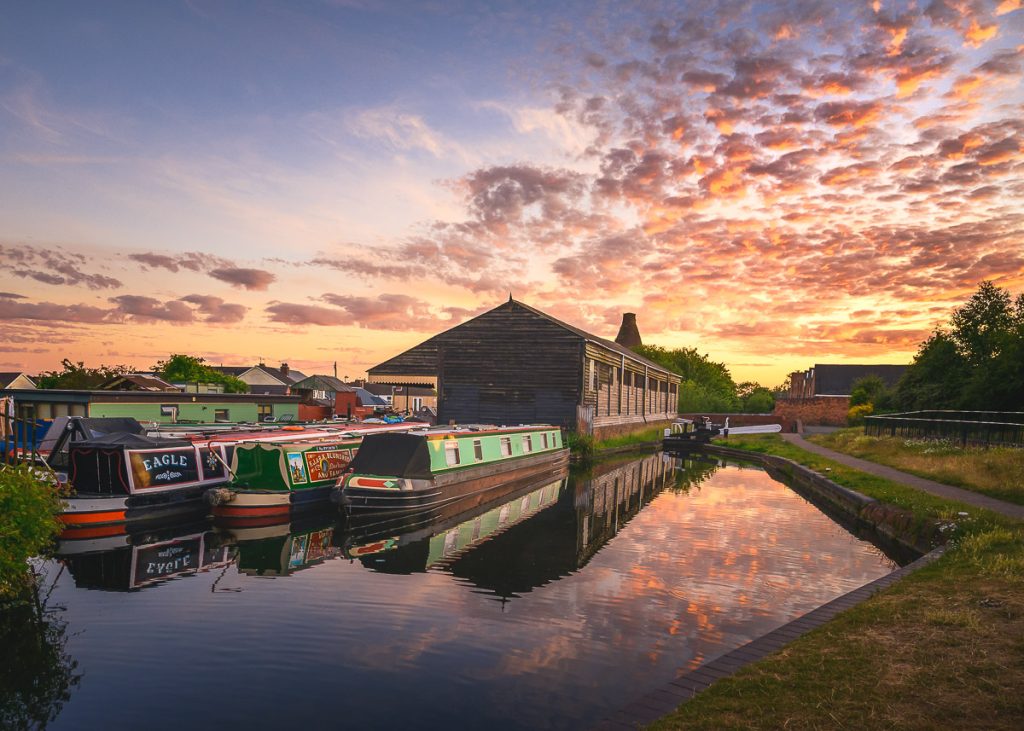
left=367, top=299, right=680, bottom=438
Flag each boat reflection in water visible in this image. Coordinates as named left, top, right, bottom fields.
left=216, top=511, right=342, bottom=577
left=345, top=451, right=709, bottom=597
left=55, top=521, right=233, bottom=592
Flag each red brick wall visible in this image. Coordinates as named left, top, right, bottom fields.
left=773, top=397, right=849, bottom=427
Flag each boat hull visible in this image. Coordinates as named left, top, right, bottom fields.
left=338, top=448, right=570, bottom=517
left=60, top=487, right=209, bottom=531
left=211, top=485, right=334, bottom=526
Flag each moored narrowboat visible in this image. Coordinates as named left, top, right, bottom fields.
left=335, top=425, right=569, bottom=516
left=206, top=424, right=418, bottom=523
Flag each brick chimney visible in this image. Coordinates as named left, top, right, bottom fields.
left=615, top=312, right=642, bottom=348
left=280, top=362, right=289, bottom=379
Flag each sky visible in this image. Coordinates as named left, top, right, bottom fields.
left=1, top=0, right=1022, bottom=386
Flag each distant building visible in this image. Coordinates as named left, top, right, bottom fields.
left=0, top=372, right=37, bottom=390
left=367, top=299, right=679, bottom=438
left=97, top=374, right=179, bottom=391
left=788, top=364, right=907, bottom=399
left=3, top=389, right=302, bottom=424
left=211, top=363, right=308, bottom=395
left=777, top=363, right=908, bottom=427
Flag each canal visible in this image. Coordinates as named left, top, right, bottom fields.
left=10, top=452, right=907, bottom=730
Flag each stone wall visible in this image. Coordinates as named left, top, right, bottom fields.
left=773, top=396, right=850, bottom=427
left=593, top=418, right=677, bottom=442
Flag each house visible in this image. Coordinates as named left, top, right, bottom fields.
left=97, top=374, right=179, bottom=391
left=777, top=363, right=908, bottom=426
left=0, top=372, right=37, bottom=390
left=211, top=363, right=308, bottom=395
left=366, top=299, right=680, bottom=439
left=290, top=374, right=352, bottom=421
left=3, top=389, right=303, bottom=424
left=358, top=381, right=438, bottom=414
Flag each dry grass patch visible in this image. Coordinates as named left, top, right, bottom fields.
left=811, top=429, right=1024, bottom=505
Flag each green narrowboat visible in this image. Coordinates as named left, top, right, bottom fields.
left=335, top=425, right=568, bottom=516
left=208, top=438, right=362, bottom=522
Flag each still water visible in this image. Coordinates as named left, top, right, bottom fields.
left=16, top=453, right=903, bottom=730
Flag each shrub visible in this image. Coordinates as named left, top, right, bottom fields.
left=565, top=432, right=596, bottom=463
left=0, top=466, right=63, bottom=599
left=847, top=403, right=874, bottom=426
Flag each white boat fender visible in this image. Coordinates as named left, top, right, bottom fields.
left=205, top=487, right=236, bottom=507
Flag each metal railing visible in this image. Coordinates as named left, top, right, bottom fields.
left=1, top=410, right=49, bottom=467
left=864, top=411, right=1024, bottom=448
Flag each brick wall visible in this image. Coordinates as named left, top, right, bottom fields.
left=773, top=397, right=849, bottom=427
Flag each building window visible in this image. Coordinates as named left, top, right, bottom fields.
left=257, top=404, right=272, bottom=421
left=522, top=434, right=533, bottom=453
left=160, top=404, right=178, bottom=422
left=413, top=397, right=423, bottom=411
left=214, top=409, right=230, bottom=422
left=445, top=440, right=461, bottom=466
left=500, top=437, right=512, bottom=457
left=473, top=439, right=483, bottom=461
left=588, top=359, right=595, bottom=391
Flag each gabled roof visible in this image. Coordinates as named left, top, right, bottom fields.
left=369, top=299, right=675, bottom=379
left=291, top=374, right=353, bottom=392
left=98, top=374, right=179, bottom=391
left=211, top=365, right=307, bottom=384
left=812, top=364, right=908, bottom=396
left=0, top=372, right=36, bottom=389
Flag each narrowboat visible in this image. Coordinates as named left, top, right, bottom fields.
left=217, top=512, right=341, bottom=577
left=51, top=416, right=401, bottom=528
left=335, top=425, right=569, bottom=516
left=205, top=424, right=418, bottom=523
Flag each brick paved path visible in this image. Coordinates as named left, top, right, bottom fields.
left=781, top=433, right=1024, bottom=521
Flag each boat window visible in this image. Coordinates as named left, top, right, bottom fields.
left=522, top=434, right=533, bottom=453
left=214, top=409, right=229, bottom=422
left=473, top=439, right=483, bottom=461
left=444, top=440, right=461, bottom=466
left=499, top=437, right=512, bottom=457
left=541, top=432, right=549, bottom=449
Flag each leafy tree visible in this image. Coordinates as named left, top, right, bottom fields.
left=635, top=344, right=740, bottom=411
left=35, top=360, right=132, bottom=390
left=1, top=466, right=62, bottom=598
left=737, top=381, right=775, bottom=412
left=894, top=281, right=1023, bottom=411
left=152, top=355, right=249, bottom=393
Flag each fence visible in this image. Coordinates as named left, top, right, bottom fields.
left=864, top=411, right=1024, bottom=448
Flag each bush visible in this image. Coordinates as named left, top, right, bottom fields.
left=565, top=432, right=596, bottom=463
left=847, top=403, right=874, bottom=426
left=0, top=466, right=63, bottom=599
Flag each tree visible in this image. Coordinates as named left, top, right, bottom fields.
left=152, top=355, right=248, bottom=393
left=35, top=360, right=132, bottom=390
left=894, top=281, right=1023, bottom=411
left=634, top=344, right=740, bottom=412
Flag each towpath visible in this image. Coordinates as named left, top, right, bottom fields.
left=781, top=433, right=1024, bottom=521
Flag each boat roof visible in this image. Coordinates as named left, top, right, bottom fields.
left=414, top=424, right=557, bottom=440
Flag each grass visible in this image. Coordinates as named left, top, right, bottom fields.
left=649, top=435, right=1024, bottom=730
left=809, top=427, right=1024, bottom=506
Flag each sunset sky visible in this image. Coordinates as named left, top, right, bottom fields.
left=1, top=0, right=1022, bottom=386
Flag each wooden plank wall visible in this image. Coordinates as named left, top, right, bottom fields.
left=437, top=304, right=583, bottom=428
left=582, top=342, right=680, bottom=429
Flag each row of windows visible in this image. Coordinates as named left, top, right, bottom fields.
left=443, top=432, right=556, bottom=467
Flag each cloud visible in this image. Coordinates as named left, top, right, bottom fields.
left=265, top=302, right=347, bottom=326
left=0, top=298, right=113, bottom=324
left=109, top=295, right=196, bottom=322
left=179, top=294, right=247, bottom=323
left=208, top=267, right=277, bottom=290
left=129, top=252, right=209, bottom=272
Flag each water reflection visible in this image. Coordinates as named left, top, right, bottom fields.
left=56, top=523, right=232, bottom=592
left=0, top=569, right=80, bottom=729
left=32, top=451, right=904, bottom=731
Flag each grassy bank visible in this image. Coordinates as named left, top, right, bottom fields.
left=650, top=435, right=1024, bottom=730
left=808, top=427, right=1024, bottom=506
